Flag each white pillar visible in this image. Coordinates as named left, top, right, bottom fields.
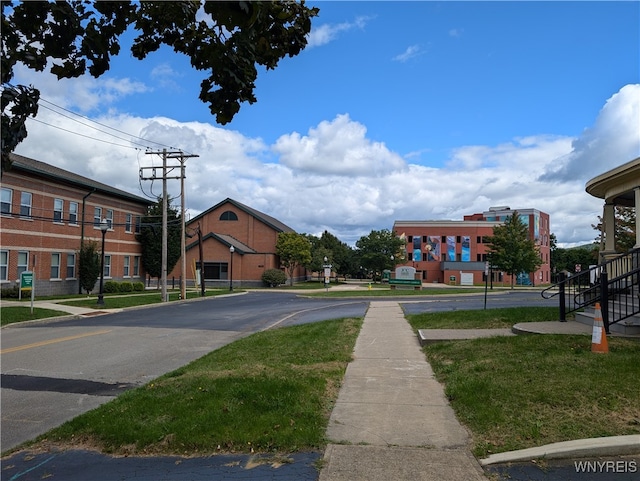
left=635, top=188, right=640, bottom=248
left=603, top=202, right=616, bottom=253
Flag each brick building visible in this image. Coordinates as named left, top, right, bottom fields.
left=393, top=207, right=551, bottom=286
left=169, top=198, right=305, bottom=288
left=1, top=154, right=152, bottom=296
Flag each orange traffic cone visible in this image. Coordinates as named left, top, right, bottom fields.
left=591, top=302, right=609, bottom=354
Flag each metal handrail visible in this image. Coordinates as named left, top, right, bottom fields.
left=541, top=247, right=640, bottom=333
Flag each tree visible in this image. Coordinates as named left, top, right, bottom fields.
left=1, top=1, right=319, bottom=172
left=355, top=229, right=405, bottom=281
left=136, top=197, right=182, bottom=283
left=306, top=230, right=355, bottom=280
left=276, top=231, right=311, bottom=286
left=78, top=240, right=100, bottom=294
left=592, top=206, right=636, bottom=252
left=486, top=211, right=542, bottom=289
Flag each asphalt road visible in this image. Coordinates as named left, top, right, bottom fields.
left=1, top=292, right=368, bottom=451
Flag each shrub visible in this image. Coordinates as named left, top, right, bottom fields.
left=104, top=280, right=119, bottom=293
left=133, top=282, right=145, bottom=292
left=261, top=268, right=286, bottom=287
left=120, top=281, right=133, bottom=292
left=0, top=284, right=19, bottom=299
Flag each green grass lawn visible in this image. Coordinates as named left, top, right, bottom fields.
left=406, top=306, right=563, bottom=329
left=31, top=317, right=362, bottom=456
left=59, top=289, right=232, bottom=309
left=425, top=335, right=640, bottom=458
left=1, top=306, right=69, bottom=326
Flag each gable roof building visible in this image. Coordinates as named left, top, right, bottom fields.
left=169, top=198, right=304, bottom=288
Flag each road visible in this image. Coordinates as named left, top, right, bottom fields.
left=1, top=290, right=553, bottom=451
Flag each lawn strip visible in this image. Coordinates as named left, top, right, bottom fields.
left=423, top=335, right=640, bottom=458
left=406, top=306, right=562, bottom=329
left=33, top=317, right=362, bottom=456
left=1, top=306, right=69, bottom=326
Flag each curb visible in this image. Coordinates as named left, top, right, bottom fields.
left=480, top=435, right=640, bottom=466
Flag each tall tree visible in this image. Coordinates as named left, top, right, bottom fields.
left=136, top=197, right=181, bottom=283
left=592, top=206, right=636, bottom=252
left=78, top=240, right=100, bottom=294
left=307, top=230, right=355, bottom=279
left=276, top=231, right=311, bottom=286
left=1, top=0, right=318, bottom=171
left=486, top=212, right=542, bottom=289
left=355, top=229, right=405, bottom=281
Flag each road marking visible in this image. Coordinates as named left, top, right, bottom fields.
left=0, top=329, right=112, bottom=354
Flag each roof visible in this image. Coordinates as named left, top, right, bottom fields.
left=7, top=153, right=152, bottom=205
left=185, top=232, right=257, bottom=255
left=188, top=197, right=295, bottom=233
left=585, top=157, right=640, bottom=205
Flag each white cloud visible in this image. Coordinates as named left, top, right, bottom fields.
left=306, top=16, right=371, bottom=48
left=392, top=45, right=422, bottom=63
left=273, top=114, right=406, bottom=176
left=540, top=84, right=640, bottom=182
left=13, top=75, right=636, bottom=248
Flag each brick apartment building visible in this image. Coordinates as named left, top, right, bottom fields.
left=169, top=198, right=305, bottom=288
left=393, top=207, right=551, bottom=286
left=1, top=154, right=152, bottom=296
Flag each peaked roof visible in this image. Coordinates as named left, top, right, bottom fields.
left=186, top=232, right=256, bottom=254
left=188, top=197, right=295, bottom=233
left=7, top=153, right=152, bottom=205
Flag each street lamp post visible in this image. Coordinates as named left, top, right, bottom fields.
left=97, top=218, right=109, bottom=306
left=229, top=245, right=235, bottom=291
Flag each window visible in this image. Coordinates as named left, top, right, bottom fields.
left=123, top=256, right=130, bottom=277
left=198, top=261, right=228, bottom=279
left=66, top=253, right=75, bottom=278
left=1, top=188, right=12, bottom=215
left=104, top=255, right=111, bottom=278
left=54, top=198, right=63, bottom=223
left=20, top=192, right=32, bottom=218
left=456, top=236, right=461, bottom=243
left=125, top=213, right=132, bottom=233
left=133, top=256, right=140, bottom=276
left=69, top=202, right=78, bottom=225
left=0, top=250, right=8, bottom=281
left=94, top=207, right=102, bottom=227
left=135, top=215, right=141, bottom=234
left=51, top=253, right=61, bottom=279
left=17, top=251, right=28, bottom=278
left=219, top=210, right=238, bottom=221
left=476, top=236, right=481, bottom=244
left=106, top=209, right=114, bottom=229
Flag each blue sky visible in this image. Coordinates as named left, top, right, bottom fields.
left=12, top=1, right=640, bottom=246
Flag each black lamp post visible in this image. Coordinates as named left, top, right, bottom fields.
left=97, top=218, right=108, bottom=306
left=229, top=245, right=235, bottom=291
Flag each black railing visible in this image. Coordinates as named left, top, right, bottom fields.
left=542, top=247, right=640, bottom=333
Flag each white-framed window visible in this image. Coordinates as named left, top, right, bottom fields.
left=104, top=255, right=112, bottom=278
left=17, top=251, right=28, bottom=279
left=94, top=207, right=102, bottom=227
left=0, top=250, right=8, bottom=281
left=69, top=201, right=78, bottom=225
left=53, top=198, right=63, bottom=223
left=125, top=213, right=132, bottom=233
left=66, top=253, right=76, bottom=279
left=123, top=255, right=130, bottom=277
left=106, top=209, right=114, bottom=229
left=20, top=192, right=32, bottom=218
left=51, top=253, right=61, bottom=279
left=1, top=188, right=12, bottom=215
left=133, top=256, right=140, bottom=277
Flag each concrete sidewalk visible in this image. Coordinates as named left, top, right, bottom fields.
left=318, top=301, right=486, bottom=481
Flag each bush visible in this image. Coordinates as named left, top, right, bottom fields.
left=133, top=282, right=145, bottom=292
left=0, top=284, right=19, bottom=299
left=261, top=269, right=286, bottom=287
left=119, top=281, right=133, bottom=292
left=103, top=281, right=119, bottom=293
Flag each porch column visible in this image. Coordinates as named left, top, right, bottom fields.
left=636, top=188, right=640, bottom=248
left=601, top=201, right=617, bottom=262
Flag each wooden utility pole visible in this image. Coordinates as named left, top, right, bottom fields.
left=141, top=149, right=198, bottom=302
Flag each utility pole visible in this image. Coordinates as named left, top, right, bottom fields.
left=141, top=149, right=198, bottom=302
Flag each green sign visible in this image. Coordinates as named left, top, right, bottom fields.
left=20, top=271, right=33, bottom=290
left=389, top=278, right=421, bottom=286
